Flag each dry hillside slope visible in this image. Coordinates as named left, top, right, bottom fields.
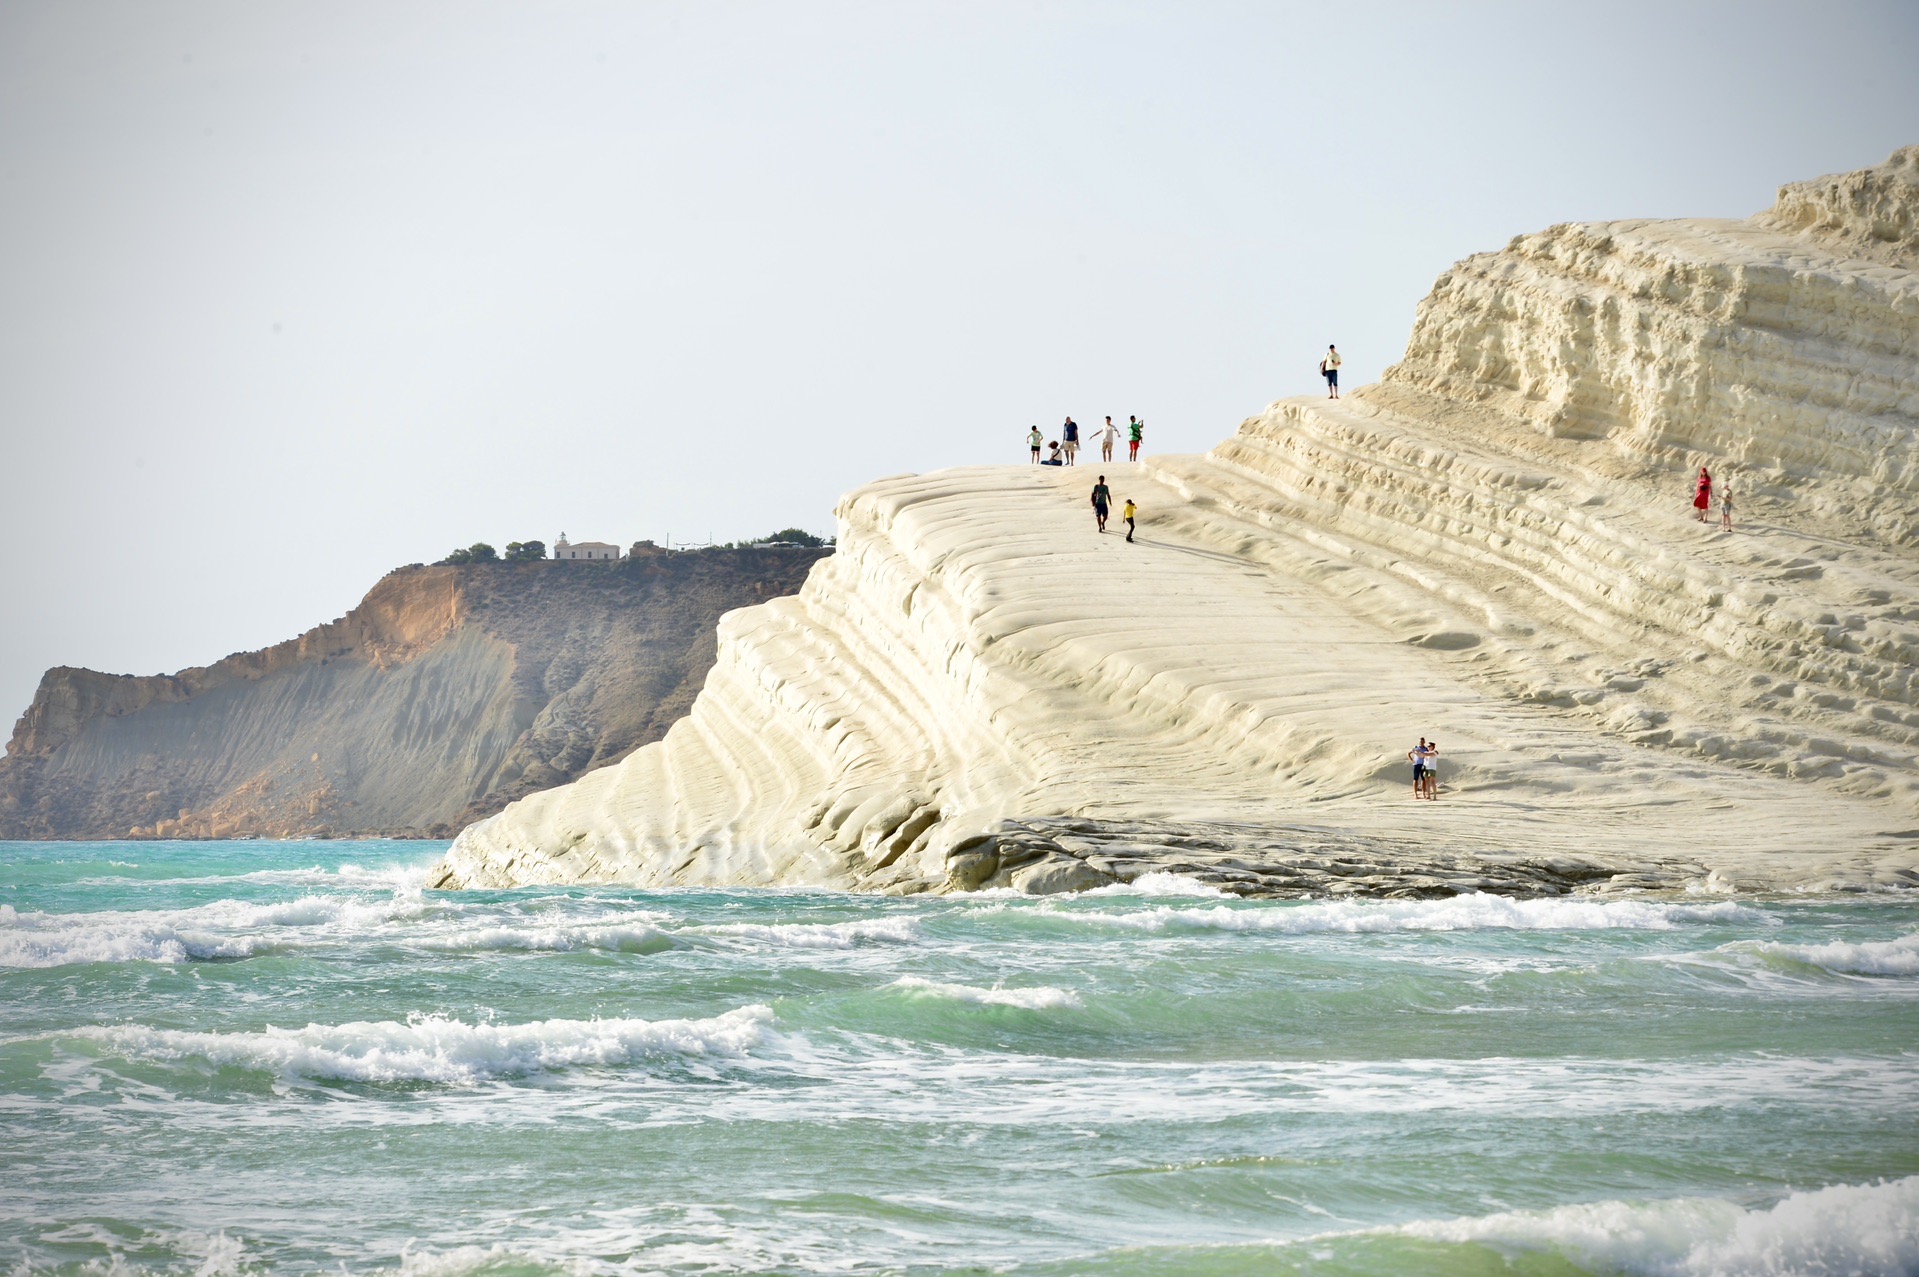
left=0, top=550, right=828, bottom=839
left=434, top=148, right=1919, bottom=897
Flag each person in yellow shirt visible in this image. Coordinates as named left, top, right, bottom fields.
left=1122, top=498, right=1137, bottom=542
left=1320, top=344, right=1342, bottom=399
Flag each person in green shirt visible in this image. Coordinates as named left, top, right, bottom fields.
left=1127, top=416, right=1144, bottom=461
left=1027, top=426, right=1044, bottom=463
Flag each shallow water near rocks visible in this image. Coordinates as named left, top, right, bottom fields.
left=3, top=839, right=1916, bottom=1275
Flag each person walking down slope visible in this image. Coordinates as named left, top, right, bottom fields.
left=1063, top=417, right=1081, bottom=466
left=1128, top=415, right=1144, bottom=461
left=1028, top=425, right=1044, bottom=463
left=1694, top=467, right=1713, bottom=522
left=1122, top=497, right=1137, bottom=542
left=1099, top=416, right=1120, bottom=463
left=1091, top=475, right=1112, bottom=532
left=1321, top=345, right=1342, bottom=399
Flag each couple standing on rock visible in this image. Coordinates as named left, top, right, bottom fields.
left=1089, top=476, right=1136, bottom=542
left=1408, top=738, right=1440, bottom=799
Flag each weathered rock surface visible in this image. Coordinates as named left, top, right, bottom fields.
left=433, top=149, right=1919, bottom=897
left=0, top=550, right=827, bottom=839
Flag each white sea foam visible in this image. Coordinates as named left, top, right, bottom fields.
left=1390, top=1174, right=1919, bottom=1276
left=388, top=1242, right=582, bottom=1276
left=77, top=1005, right=773, bottom=1084
left=1081, top=871, right=1234, bottom=899
left=697, top=916, right=922, bottom=949
left=1750, top=931, right=1919, bottom=977
left=1049, top=892, right=1767, bottom=936
left=415, top=920, right=673, bottom=954
left=888, top=975, right=1082, bottom=1010
left=0, top=892, right=429, bottom=968
left=0, top=912, right=256, bottom=967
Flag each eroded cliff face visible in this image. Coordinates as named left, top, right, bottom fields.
left=0, top=551, right=828, bottom=839
left=434, top=149, right=1919, bottom=897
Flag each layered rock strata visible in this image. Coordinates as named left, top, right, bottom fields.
left=434, top=149, right=1919, bottom=895
left=0, top=550, right=828, bottom=839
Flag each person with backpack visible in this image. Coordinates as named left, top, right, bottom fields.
left=1127, top=415, right=1144, bottom=461
left=1091, top=475, right=1112, bottom=532
left=1321, top=345, right=1342, bottom=399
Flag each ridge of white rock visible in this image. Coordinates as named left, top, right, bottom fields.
left=432, top=149, right=1919, bottom=896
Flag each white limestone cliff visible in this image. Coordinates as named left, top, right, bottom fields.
left=431, top=149, right=1919, bottom=896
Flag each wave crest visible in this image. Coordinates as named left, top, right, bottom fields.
left=1751, top=932, right=1919, bottom=977
left=888, top=975, right=1081, bottom=1010
left=697, top=916, right=922, bottom=949
left=75, top=1005, right=773, bottom=1084
left=1393, top=1174, right=1919, bottom=1276
left=1051, top=893, right=1767, bottom=936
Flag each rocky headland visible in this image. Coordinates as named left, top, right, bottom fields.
left=0, top=548, right=828, bottom=839
left=431, top=148, right=1919, bottom=899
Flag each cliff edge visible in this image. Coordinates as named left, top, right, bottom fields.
left=433, top=149, right=1919, bottom=897
left=0, top=550, right=828, bottom=839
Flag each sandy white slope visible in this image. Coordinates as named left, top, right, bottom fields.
left=432, top=148, right=1919, bottom=896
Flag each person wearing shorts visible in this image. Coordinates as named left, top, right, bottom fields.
left=1127, top=415, right=1143, bottom=461
left=1062, top=417, right=1080, bottom=466
left=1098, top=416, right=1119, bottom=462
left=1321, top=345, right=1342, bottom=399
left=1408, top=738, right=1431, bottom=799
left=1422, top=741, right=1440, bottom=800
left=1122, top=498, right=1137, bottom=542
left=1091, top=476, right=1112, bottom=532
left=1028, top=426, right=1043, bottom=463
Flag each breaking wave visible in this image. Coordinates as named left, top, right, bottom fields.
left=1749, top=931, right=1919, bottom=978
left=75, top=1005, right=774, bottom=1084
left=0, top=893, right=427, bottom=968
left=1386, top=1173, right=1919, bottom=1275
left=696, top=916, right=922, bottom=949
left=888, top=975, right=1081, bottom=1010
left=1080, top=871, right=1234, bottom=899
left=1048, top=892, right=1769, bottom=936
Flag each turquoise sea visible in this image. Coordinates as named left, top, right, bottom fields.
left=2, top=838, right=1916, bottom=1276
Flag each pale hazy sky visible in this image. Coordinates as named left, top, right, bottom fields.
left=2, top=1, right=1916, bottom=725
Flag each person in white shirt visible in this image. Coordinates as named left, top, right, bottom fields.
left=1097, top=416, right=1120, bottom=463
left=1321, top=344, right=1342, bottom=399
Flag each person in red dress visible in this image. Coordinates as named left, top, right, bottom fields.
left=1694, top=467, right=1713, bottom=522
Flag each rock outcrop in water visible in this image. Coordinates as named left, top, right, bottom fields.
left=434, top=149, right=1919, bottom=896
left=0, top=550, right=828, bottom=839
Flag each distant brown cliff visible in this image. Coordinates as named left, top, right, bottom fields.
left=0, top=549, right=830, bottom=839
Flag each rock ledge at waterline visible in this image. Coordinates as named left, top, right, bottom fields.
left=433, top=148, right=1919, bottom=897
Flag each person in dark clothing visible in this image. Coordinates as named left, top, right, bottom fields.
left=1091, top=475, right=1112, bottom=531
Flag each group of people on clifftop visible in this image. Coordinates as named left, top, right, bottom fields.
left=1029, top=415, right=1144, bottom=467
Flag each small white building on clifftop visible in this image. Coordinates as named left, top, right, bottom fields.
left=553, top=534, right=621, bottom=561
